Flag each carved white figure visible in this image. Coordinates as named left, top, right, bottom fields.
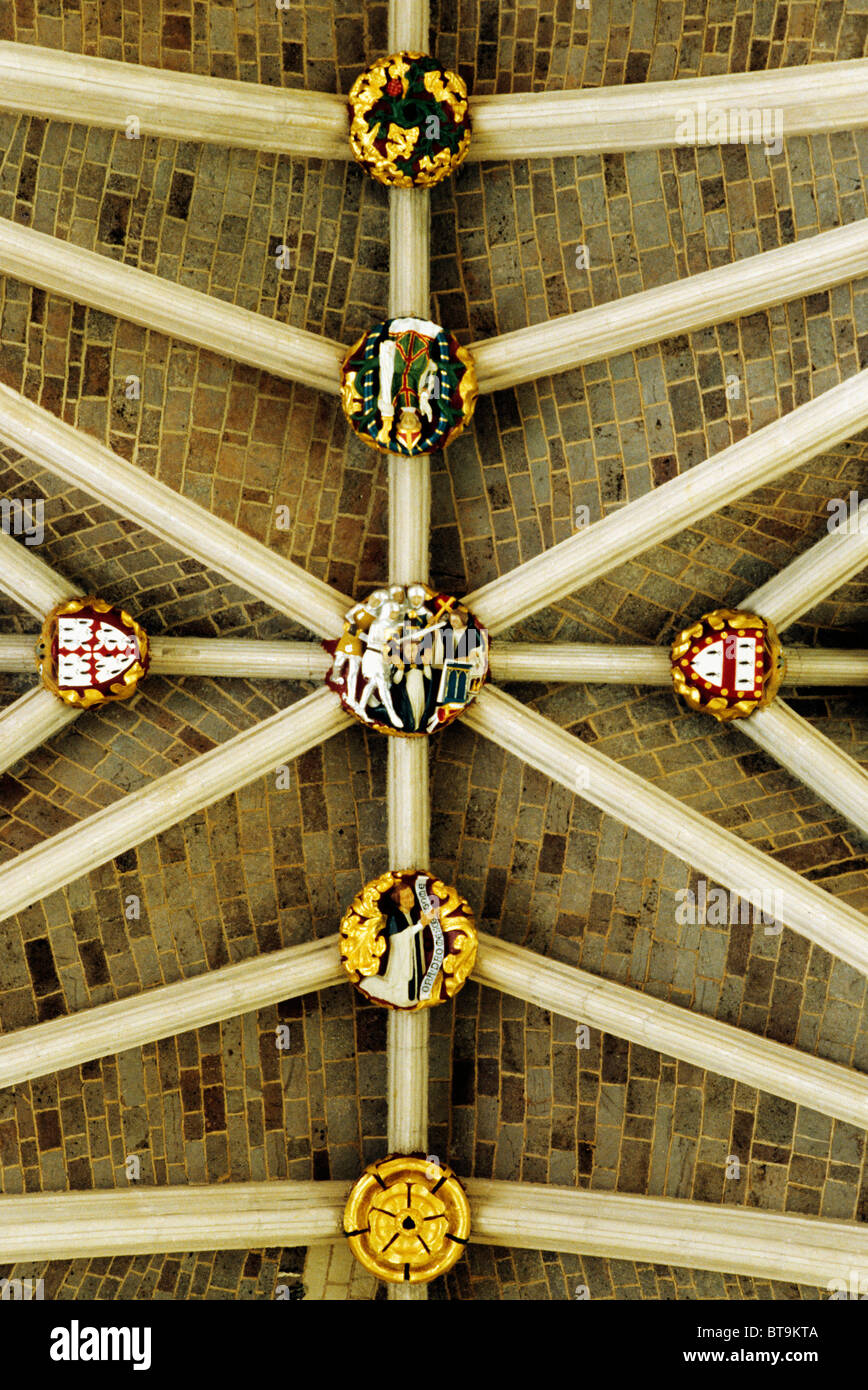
left=356, top=600, right=404, bottom=728
left=332, top=589, right=388, bottom=691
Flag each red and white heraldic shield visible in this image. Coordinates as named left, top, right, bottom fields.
left=39, top=599, right=149, bottom=707
left=670, top=609, right=784, bottom=722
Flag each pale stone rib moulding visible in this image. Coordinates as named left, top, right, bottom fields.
left=2, top=638, right=864, bottom=683
left=465, top=1180, right=868, bottom=1288
left=468, top=60, right=868, bottom=158
left=0, top=635, right=34, bottom=671
left=489, top=643, right=675, bottom=684
left=0, top=1182, right=349, bottom=1262
left=2, top=1177, right=863, bottom=1284
left=464, top=686, right=868, bottom=977
left=0, top=687, right=352, bottom=926
left=385, top=0, right=432, bottom=1301
left=0, top=634, right=334, bottom=678
left=738, top=699, right=868, bottom=836
left=474, top=935, right=868, bottom=1130
left=0, top=527, right=82, bottom=618
left=470, top=219, right=868, bottom=393
left=0, top=685, right=80, bottom=776
left=4, top=43, right=862, bottom=166
left=388, top=456, right=431, bottom=592
left=743, top=499, right=868, bottom=631
left=389, top=188, right=431, bottom=320
left=389, top=0, right=430, bottom=51
left=0, top=218, right=345, bottom=396
left=464, top=367, right=868, bottom=633
left=784, top=648, right=868, bottom=685
left=147, top=637, right=332, bottom=680
left=0, top=382, right=351, bottom=637
left=0, top=936, right=344, bottom=1089
left=488, top=643, right=868, bottom=685
left=386, top=738, right=432, bottom=1187
left=0, top=41, right=350, bottom=159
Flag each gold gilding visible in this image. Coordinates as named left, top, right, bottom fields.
left=348, top=52, right=471, bottom=188
left=344, top=1154, right=471, bottom=1284
left=37, top=597, right=150, bottom=709
left=670, top=608, right=785, bottom=722
left=339, top=869, right=478, bottom=1009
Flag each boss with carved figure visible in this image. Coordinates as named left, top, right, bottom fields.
left=37, top=598, right=149, bottom=708
left=324, top=583, right=488, bottom=736
left=339, top=869, right=477, bottom=1011
left=348, top=52, right=471, bottom=188
left=341, top=317, right=477, bottom=457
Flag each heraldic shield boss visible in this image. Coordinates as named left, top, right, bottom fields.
left=341, top=317, right=477, bottom=457
left=324, top=583, right=489, bottom=736
left=670, top=608, right=785, bottom=722
left=340, top=869, right=477, bottom=1012
left=348, top=52, right=472, bottom=189
left=37, top=597, right=150, bottom=708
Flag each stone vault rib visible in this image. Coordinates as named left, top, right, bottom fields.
left=0, top=527, right=81, bottom=620
left=0, top=634, right=333, bottom=678
left=474, top=935, right=868, bottom=1131
left=0, top=1182, right=349, bottom=1261
left=383, top=0, right=432, bottom=1304
left=742, top=498, right=868, bottom=632
left=465, top=1179, right=868, bottom=1290
left=0, top=218, right=346, bottom=397
left=0, top=935, right=345, bottom=1089
left=463, top=367, right=868, bottom=635
left=488, top=643, right=868, bottom=686
left=5, top=636, right=862, bottom=685
left=463, top=686, right=868, bottom=978
left=467, top=61, right=868, bottom=158
left=735, top=699, right=868, bottom=836
left=469, top=219, right=868, bottom=395
left=146, top=637, right=332, bottom=680
left=0, top=41, right=350, bottom=160
left=0, top=685, right=80, bottom=776
left=2, top=1176, right=863, bottom=1290
left=0, top=382, right=351, bottom=638
left=0, top=687, right=352, bottom=927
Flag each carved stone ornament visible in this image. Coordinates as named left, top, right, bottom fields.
left=37, top=597, right=150, bottom=708
left=324, top=583, right=489, bottom=736
left=339, top=869, right=477, bottom=1011
left=670, top=608, right=785, bottom=721
left=348, top=51, right=471, bottom=188
left=341, top=316, right=477, bottom=457
left=343, top=1154, right=471, bottom=1284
